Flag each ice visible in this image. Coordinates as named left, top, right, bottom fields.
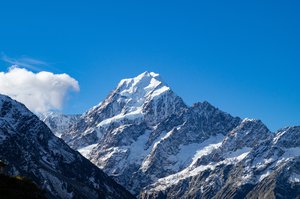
left=259, top=171, right=271, bottom=181
left=128, top=130, right=151, bottom=163
left=169, top=134, right=224, bottom=171
left=150, top=145, right=251, bottom=191
left=78, top=144, right=98, bottom=157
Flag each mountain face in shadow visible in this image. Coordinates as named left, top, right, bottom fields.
left=0, top=94, right=135, bottom=199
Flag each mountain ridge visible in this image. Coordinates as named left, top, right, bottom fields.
left=41, top=71, right=300, bottom=198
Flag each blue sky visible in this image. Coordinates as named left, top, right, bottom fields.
left=0, top=0, right=299, bottom=131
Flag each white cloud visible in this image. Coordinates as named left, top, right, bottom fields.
left=0, top=66, right=79, bottom=113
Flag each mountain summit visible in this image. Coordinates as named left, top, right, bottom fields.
left=91, top=71, right=177, bottom=124
left=61, top=72, right=186, bottom=149
left=89, top=71, right=184, bottom=124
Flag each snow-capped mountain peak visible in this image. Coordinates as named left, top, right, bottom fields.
left=85, top=71, right=175, bottom=118
left=64, top=72, right=187, bottom=149
left=99, top=71, right=181, bottom=124
left=116, top=71, right=170, bottom=106
left=117, top=71, right=163, bottom=88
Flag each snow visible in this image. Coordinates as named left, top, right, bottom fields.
left=45, top=71, right=300, bottom=197
left=161, top=129, right=174, bottom=140
left=149, top=72, right=159, bottom=77
left=242, top=118, right=256, bottom=123
left=150, top=86, right=170, bottom=99
left=242, top=146, right=300, bottom=185
left=128, top=130, right=151, bottom=163
left=118, top=71, right=166, bottom=98
left=273, top=129, right=287, bottom=144
left=97, top=130, right=155, bottom=172
left=0, top=94, right=33, bottom=128
left=272, top=147, right=300, bottom=168
left=259, top=171, right=271, bottom=181
left=144, top=78, right=162, bottom=92
left=167, top=134, right=224, bottom=171
left=0, top=94, right=132, bottom=199
left=150, top=146, right=251, bottom=191
left=40, top=169, right=74, bottom=199
left=289, top=173, right=300, bottom=183
left=93, top=72, right=170, bottom=130
left=224, top=147, right=251, bottom=160
left=78, top=144, right=98, bottom=157
left=272, top=147, right=300, bottom=167
left=99, top=147, right=127, bottom=164
left=255, top=158, right=275, bottom=170
left=96, top=108, right=144, bottom=128
left=283, top=147, right=300, bottom=157
left=191, top=135, right=225, bottom=164
left=140, top=131, right=172, bottom=172
left=39, top=112, right=79, bottom=138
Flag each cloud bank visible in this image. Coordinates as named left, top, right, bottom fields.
left=0, top=66, right=79, bottom=113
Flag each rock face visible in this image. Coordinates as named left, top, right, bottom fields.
left=0, top=94, right=135, bottom=199
left=50, top=72, right=299, bottom=198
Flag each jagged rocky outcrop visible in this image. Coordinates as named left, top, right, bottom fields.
left=48, top=71, right=300, bottom=198
left=0, top=94, right=135, bottom=199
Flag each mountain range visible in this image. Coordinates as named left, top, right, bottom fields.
left=41, top=72, right=300, bottom=199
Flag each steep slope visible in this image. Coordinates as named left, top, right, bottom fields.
left=0, top=94, right=135, bottom=199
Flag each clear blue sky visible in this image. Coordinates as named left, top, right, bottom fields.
left=0, top=0, right=299, bottom=131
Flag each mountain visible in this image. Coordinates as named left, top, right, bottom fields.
left=39, top=112, right=80, bottom=138
left=61, top=71, right=187, bottom=150
left=49, top=71, right=299, bottom=198
left=0, top=94, right=135, bottom=199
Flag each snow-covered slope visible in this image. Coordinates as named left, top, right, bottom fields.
left=142, top=126, right=300, bottom=199
left=0, top=94, right=134, bottom=199
left=50, top=71, right=299, bottom=198
left=39, top=112, right=80, bottom=138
